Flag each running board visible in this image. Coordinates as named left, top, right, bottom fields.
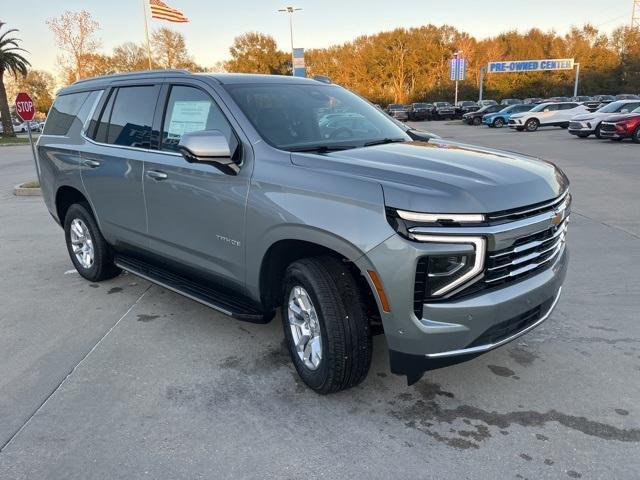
left=115, top=255, right=273, bottom=324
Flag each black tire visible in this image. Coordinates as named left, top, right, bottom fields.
left=492, top=117, right=505, bottom=128
left=64, top=203, right=121, bottom=282
left=632, top=126, right=640, bottom=144
left=472, top=117, right=482, bottom=126
left=282, top=256, right=372, bottom=394
left=594, top=124, right=602, bottom=139
left=525, top=118, right=539, bottom=132
left=576, top=133, right=590, bottom=138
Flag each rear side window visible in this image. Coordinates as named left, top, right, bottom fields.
left=94, top=85, right=159, bottom=148
left=43, top=91, right=91, bottom=136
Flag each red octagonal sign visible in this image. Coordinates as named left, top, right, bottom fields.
left=15, top=92, right=36, bottom=122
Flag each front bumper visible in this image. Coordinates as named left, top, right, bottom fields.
left=356, top=208, right=569, bottom=380
left=568, top=121, right=595, bottom=135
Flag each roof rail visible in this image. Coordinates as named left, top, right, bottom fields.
left=73, top=69, right=190, bottom=85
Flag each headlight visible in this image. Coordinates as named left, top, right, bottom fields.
left=414, top=235, right=486, bottom=297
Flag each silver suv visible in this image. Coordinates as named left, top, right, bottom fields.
left=37, top=71, right=569, bottom=393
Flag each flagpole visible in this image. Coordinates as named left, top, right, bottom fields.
left=142, top=0, right=153, bottom=69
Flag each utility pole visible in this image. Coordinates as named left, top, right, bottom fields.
left=278, top=6, right=302, bottom=76
left=633, top=0, right=640, bottom=28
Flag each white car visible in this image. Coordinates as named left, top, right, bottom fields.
left=568, top=100, right=640, bottom=138
left=12, top=122, right=30, bottom=133
left=508, top=102, right=589, bottom=132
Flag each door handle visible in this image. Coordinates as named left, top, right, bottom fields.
left=82, top=159, right=101, bottom=168
left=146, top=170, right=168, bottom=181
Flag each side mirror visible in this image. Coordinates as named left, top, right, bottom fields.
left=543, top=108, right=550, bottom=112
left=178, top=129, right=240, bottom=175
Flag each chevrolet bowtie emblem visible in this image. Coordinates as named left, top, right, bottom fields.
left=550, top=209, right=564, bottom=226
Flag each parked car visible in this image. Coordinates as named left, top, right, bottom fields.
left=407, top=102, right=432, bottom=121
left=37, top=71, right=570, bottom=392
left=454, top=100, right=479, bottom=118
left=571, top=96, right=593, bottom=103
left=478, top=99, right=498, bottom=107
left=463, top=104, right=504, bottom=125
left=598, top=106, right=640, bottom=142
left=509, top=102, right=589, bottom=131
left=483, top=103, right=534, bottom=128
left=593, top=95, right=616, bottom=105
left=568, top=100, right=640, bottom=138
left=500, top=98, right=523, bottom=106
left=386, top=104, right=409, bottom=121
left=13, top=122, right=29, bottom=133
left=615, top=94, right=640, bottom=101
left=542, top=97, right=571, bottom=103
left=523, top=98, right=544, bottom=104
left=430, top=101, right=456, bottom=120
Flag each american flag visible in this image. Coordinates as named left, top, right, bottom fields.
left=149, top=0, right=189, bottom=23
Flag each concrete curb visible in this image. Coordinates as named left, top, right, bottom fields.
left=14, top=184, right=42, bottom=196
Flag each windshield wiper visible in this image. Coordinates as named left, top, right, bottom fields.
left=363, top=138, right=407, bottom=147
left=289, top=144, right=357, bottom=153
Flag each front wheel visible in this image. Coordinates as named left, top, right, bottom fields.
left=282, top=256, right=372, bottom=394
left=472, top=117, right=482, bottom=126
left=595, top=125, right=602, bottom=139
left=632, top=126, right=640, bottom=144
left=492, top=117, right=505, bottom=128
left=525, top=118, right=539, bottom=132
left=64, top=203, right=122, bottom=282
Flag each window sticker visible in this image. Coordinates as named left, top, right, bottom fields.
left=167, top=101, right=211, bottom=139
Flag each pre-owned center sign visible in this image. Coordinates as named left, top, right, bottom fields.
left=487, top=58, right=574, bottom=73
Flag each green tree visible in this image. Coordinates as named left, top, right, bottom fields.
left=0, top=22, right=30, bottom=138
left=224, top=32, right=290, bottom=75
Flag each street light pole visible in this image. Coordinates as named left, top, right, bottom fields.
left=278, top=6, right=302, bottom=76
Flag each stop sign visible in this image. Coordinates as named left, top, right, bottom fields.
left=15, top=92, right=36, bottom=122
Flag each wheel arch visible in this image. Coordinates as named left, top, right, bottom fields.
left=55, top=185, right=90, bottom=224
left=258, top=237, right=382, bottom=324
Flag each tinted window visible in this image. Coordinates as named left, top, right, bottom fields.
left=161, top=85, right=235, bottom=153
left=93, top=86, right=159, bottom=147
left=107, top=86, right=159, bottom=148
left=43, top=91, right=91, bottom=135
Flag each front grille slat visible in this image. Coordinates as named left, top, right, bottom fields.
left=484, top=218, right=568, bottom=285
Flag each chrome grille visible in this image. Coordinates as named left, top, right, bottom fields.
left=487, top=190, right=569, bottom=224
left=484, top=217, right=568, bottom=285
left=600, top=122, right=617, bottom=132
left=569, top=121, right=583, bottom=130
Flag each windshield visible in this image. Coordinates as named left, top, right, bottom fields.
left=633, top=106, right=640, bottom=113
left=413, top=103, right=429, bottom=108
left=597, top=101, right=631, bottom=113
left=435, top=102, right=450, bottom=107
left=225, top=83, right=408, bottom=151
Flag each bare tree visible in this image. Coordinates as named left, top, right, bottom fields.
left=46, top=10, right=100, bottom=82
left=151, top=28, right=191, bottom=69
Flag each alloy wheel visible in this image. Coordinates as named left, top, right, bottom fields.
left=287, top=286, right=322, bottom=370
left=69, top=218, right=94, bottom=269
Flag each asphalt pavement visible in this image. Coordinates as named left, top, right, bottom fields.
left=0, top=126, right=638, bottom=479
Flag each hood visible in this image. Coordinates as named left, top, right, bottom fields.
left=291, top=140, right=568, bottom=214
left=601, top=112, right=640, bottom=122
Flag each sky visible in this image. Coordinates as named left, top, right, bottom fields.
left=0, top=0, right=633, bottom=75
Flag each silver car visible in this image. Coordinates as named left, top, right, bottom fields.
left=37, top=71, right=569, bottom=393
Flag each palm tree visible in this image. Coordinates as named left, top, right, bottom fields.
left=0, top=23, right=30, bottom=138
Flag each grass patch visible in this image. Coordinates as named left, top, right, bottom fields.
left=20, top=180, right=40, bottom=188
left=0, top=136, right=30, bottom=145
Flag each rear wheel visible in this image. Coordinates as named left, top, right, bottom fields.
left=282, top=256, right=372, bottom=394
left=472, top=117, right=482, bottom=126
left=492, top=117, right=505, bottom=128
left=525, top=118, right=539, bottom=132
left=632, top=126, right=640, bottom=144
left=64, top=203, right=121, bottom=282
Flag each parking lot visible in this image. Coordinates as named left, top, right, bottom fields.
left=0, top=123, right=639, bottom=479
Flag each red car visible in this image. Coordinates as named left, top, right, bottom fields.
left=599, top=106, right=640, bottom=142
